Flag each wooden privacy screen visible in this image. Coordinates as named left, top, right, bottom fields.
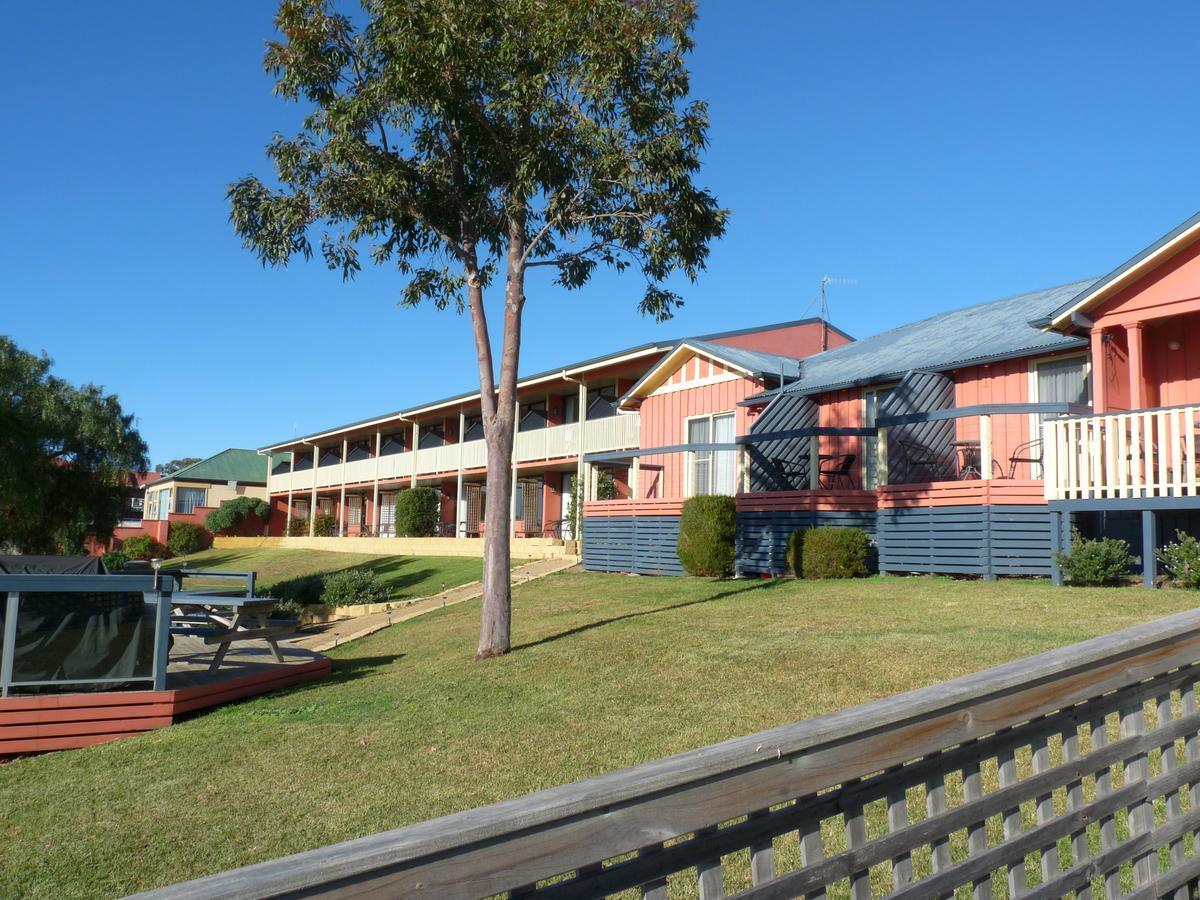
left=138, top=609, right=1200, bottom=900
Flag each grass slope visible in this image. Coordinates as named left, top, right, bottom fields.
left=1, top=573, right=1195, bottom=898
left=161, top=547, right=488, bottom=600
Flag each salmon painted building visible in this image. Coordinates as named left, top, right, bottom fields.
left=581, top=209, right=1200, bottom=584
left=257, top=319, right=851, bottom=541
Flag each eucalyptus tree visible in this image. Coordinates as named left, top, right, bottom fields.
left=229, top=0, right=726, bottom=658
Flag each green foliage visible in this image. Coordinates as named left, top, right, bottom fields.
left=800, top=528, right=870, bottom=579
left=155, top=457, right=201, bottom=476
left=120, top=534, right=169, bottom=561
left=258, top=574, right=325, bottom=606
left=205, top=496, right=270, bottom=534
left=268, top=597, right=304, bottom=620
left=167, top=522, right=211, bottom=556
left=321, top=569, right=390, bottom=608
left=676, top=495, right=736, bottom=577
left=311, top=512, right=338, bottom=537
left=786, top=530, right=805, bottom=578
left=0, top=336, right=149, bottom=553
left=101, top=551, right=128, bottom=572
left=596, top=471, right=618, bottom=501
left=395, top=487, right=440, bottom=537
left=286, top=516, right=310, bottom=537
left=568, top=476, right=584, bottom=540
left=1054, top=529, right=1134, bottom=586
left=1157, top=530, right=1200, bottom=588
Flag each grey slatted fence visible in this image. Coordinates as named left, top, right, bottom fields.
left=136, top=607, right=1200, bottom=899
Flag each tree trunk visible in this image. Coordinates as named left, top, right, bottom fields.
left=475, top=213, right=527, bottom=659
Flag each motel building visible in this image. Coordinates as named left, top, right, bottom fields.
left=262, top=209, right=1200, bottom=586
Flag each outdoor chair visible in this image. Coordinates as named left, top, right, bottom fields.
left=819, top=453, right=856, bottom=490
left=1006, top=439, right=1044, bottom=479
left=770, top=455, right=810, bottom=490
left=896, top=440, right=949, bottom=482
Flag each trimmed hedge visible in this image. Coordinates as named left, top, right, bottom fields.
left=786, top=529, right=805, bottom=577
left=676, top=495, right=736, bottom=577
left=167, top=522, right=211, bottom=556
left=120, top=534, right=169, bottom=560
left=321, top=569, right=389, bottom=607
left=395, top=487, right=440, bottom=537
left=205, top=496, right=269, bottom=535
left=1054, top=529, right=1134, bottom=586
left=800, top=527, right=870, bottom=579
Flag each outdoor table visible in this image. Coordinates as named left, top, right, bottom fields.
left=950, top=440, right=983, bottom=479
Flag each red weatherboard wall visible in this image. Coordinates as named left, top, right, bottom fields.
left=708, top=321, right=851, bottom=357
left=635, top=357, right=759, bottom=498
left=953, top=358, right=1032, bottom=475
left=1092, top=238, right=1200, bottom=329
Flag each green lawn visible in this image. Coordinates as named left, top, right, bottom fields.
left=2, top=573, right=1196, bottom=898
left=162, top=547, right=489, bottom=601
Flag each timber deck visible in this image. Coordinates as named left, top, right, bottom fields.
left=0, top=636, right=330, bottom=756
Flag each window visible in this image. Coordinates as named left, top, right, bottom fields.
left=463, top=416, right=485, bottom=441
left=129, top=497, right=144, bottom=511
left=687, top=412, right=736, bottom=496
left=862, top=386, right=896, bottom=490
left=292, top=499, right=309, bottom=520
left=347, top=495, right=363, bottom=526
left=380, top=434, right=406, bottom=456
left=562, top=394, right=579, bottom=425
left=346, top=441, right=371, bottom=462
left=293, top=455, right=313, bottom=471
left=379, top=492, right=396, bottom=536
left=418, top=425, right=445, bottom=449
left=318, top=447, right=342, bottom=467
left=1034, top=355, right=1090, bottom=418
left=271, top=458, right=292, bottom=475
left=318, top=497, right=334, bottom=516
left=519, top=401, right=547, bottom=432
left=587, top=386, right=618, bottom=420
left=174, top=487, right=206, bottom=515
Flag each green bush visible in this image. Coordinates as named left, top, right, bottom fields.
left=268, top=597, right=304, bottom=620
left=257, top=574, right=325, bottom=606
left=205, top=497, right=269, bottom=534
left=596, top=470, right=618, bottom=501
left=1054, top=529, right=1134, bottom=586
left=311, top=512, right=338, bottom=537
left=120, top=534, right=169, bottom=560
left=1158, top=530, right=1200, bottom=588
left=167, top=521, right=211, bottom=556
left=801, top=527, right=870, bottom=579
left=286, top=517, right=310, bottom=537
left=786, top=530, right=805, bottom=577
left=321, top=568, right=390, bottom=608
left=676, top=495, right=736, bottom=577
left=395, top=487, right=440, bottom=537
left=101, top=550, right=128, bottom=572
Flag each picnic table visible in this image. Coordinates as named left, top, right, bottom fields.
left=155, top=569, right=289, bottom=673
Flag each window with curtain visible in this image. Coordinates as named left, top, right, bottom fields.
left=347, top=495, right=363, bottom=525
left=175, top=487, right=206, bottom=515
left=1035, top=356, right=1091, bottom=419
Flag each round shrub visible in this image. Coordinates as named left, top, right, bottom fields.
left=120, top=534, right=169, bottom=560
left=311, top=512, right=338, bottom=537
left=395, top=487, right=440, bottom=537
left=1054, top=529, right=1134, bottom=586
left=167, top=521, right=211, bottom=556
left=101, top=550, right=128, bottom=572
left=676, top=495, right=736, bottom=577
left=786, top=530, right=805, bottom=577
left=286, top=517, right=310, bottom=537
left=321, top=568, right=389, bottom=608
left=801, top=527, right=870, bottom=579
left=205, top=496, right=269, bottom=534
left=257, top=574, right=325, bottom=606
left=1157, top=530, right=1200, bottom=588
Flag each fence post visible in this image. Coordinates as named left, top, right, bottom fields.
left=1142, top=509, right=1158, bottom=589
left=151, top=586, right=172, bottom=691
left=631, top=456, right=640, bottom=500
left=808, top=436, right=821, bottom=490
left=1, top=591, right=18, bottom=698
left=876, top=426, right=889, bottom=487
left=980, top=414, right=993, bottom=481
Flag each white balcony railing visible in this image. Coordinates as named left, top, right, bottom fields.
left=1043, top=404, right=1200, bottom=501
left=268, top=413, right=640, bottom=493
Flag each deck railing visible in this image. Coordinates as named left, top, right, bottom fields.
left=1043, top=403, right=1200, bottom=501
left=137, top=607, right=1200, bottom=899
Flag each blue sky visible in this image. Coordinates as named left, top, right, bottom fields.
left=4, top=2, right=1200, bottom=464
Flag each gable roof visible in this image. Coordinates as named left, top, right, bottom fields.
left=619, top=339, right=805, bottom=409
left=1039, top=210, right=1200, bottom=331
left=153, top=448, right=269, bottom=486
left=756, top=279, right=1094, bottom=401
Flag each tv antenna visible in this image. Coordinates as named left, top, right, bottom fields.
left=818, top=276, right=855, bottom=350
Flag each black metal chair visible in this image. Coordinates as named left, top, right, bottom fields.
left=770, top=456, right=810, bottom=490
left=1006, top=439, right=1044, bottom=479
left=819, top=454, right=856, bottom=490
left=897, top=440, right=948, bottom=483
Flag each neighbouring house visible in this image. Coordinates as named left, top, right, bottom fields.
left=258, top=319, right=851, bottom=539
left=118, top=471, right=161, bottom=528
left=140, top=448, right=271, bottom=543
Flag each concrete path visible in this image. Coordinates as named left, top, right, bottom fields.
left=291, top=556, right=580, bottom=652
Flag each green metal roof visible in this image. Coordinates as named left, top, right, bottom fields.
left=156, top=448, right=268, bottom=486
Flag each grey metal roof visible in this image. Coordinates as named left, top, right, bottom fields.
left=683, top=340, right=804, bottom=379
left=762, top=279, right=1095, bottom=400
left=1037, top=210, right=1200, bottom=328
